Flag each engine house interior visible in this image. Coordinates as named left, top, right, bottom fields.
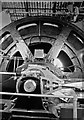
left=0, top=1, right=84, bottom=120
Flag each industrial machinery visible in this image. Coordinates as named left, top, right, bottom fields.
left=0, top=1, right=84, bottom=120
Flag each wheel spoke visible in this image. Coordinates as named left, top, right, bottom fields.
left=10, top=28, right=34, bottom=61
left=47, top=27, right=71, bottom=61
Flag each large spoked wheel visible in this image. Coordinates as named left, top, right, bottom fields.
left=0, top=15, right=84, bottom=103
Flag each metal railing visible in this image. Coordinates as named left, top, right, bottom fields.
left=0, top=91, right=82, bottom=119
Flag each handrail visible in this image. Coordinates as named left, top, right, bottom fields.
left=0, top=92, right=73, bottom=98
left=0, top=91, right=83, bottom=119
left=0, top=72, right=16, bottom=75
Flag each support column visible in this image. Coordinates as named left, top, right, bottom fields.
left=73, top=96, right=77, bottom=119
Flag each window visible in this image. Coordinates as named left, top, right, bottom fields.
left=17, top=23, right=37, bottom=38
left=42, top=22, right=62, bottom=36
left=67, top=31, right=84, bottom=50
left=0, top=32, right=13, bottom=50
left=43, top=23, right=59, bottom=28
left=18, top=23, right=37, bottom=31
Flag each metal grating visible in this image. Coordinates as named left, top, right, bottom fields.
left=1, top=1, right=84, bottom=22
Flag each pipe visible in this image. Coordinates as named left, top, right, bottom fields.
left=0, top=72, right=16, bottom=75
